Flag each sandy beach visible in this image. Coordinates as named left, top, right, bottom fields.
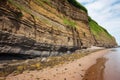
left=6, top=49, right=110, bottom=80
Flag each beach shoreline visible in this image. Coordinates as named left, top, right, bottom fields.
left=5, top=49, right=110, bottom=80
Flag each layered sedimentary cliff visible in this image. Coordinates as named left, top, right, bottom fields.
left=0, top=0, right=117, bottom=56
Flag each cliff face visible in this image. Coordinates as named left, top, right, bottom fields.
left=0, top=0, right=117, bottom=56
left=89, top=18, right=117, bottom=47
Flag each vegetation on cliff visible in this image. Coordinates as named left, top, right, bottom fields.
left=67, top=0, right=113, bottom=40
left=89, top=17, right=112, bottom=39
left=88, top=17, right=117, bottom=47
left=63, top=17, right=76, bottom=28
left=8, top=0, right=31, bottom=15
left=66, top=0, right=116, bottom=46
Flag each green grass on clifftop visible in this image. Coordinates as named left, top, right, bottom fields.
left=89, top=17, right=112, bottom=39
left=67, top=0, right=88, bottom=13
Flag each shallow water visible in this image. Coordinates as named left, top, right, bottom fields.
left=104, top=48, right=120, bottom=80
left=83, top=48, right=120, bottom=80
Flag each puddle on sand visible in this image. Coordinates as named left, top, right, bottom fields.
left=82, top=57, right=107, bottom=80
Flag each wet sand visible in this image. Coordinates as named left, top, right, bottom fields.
left=82, top=57, right=107, bottom=80
left=5, top=49, right=110, bottom=80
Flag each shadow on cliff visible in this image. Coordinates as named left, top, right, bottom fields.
left=0, top=53, right=39, bottom=61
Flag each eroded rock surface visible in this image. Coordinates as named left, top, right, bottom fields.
left=0, top=0, right=117, bottom=56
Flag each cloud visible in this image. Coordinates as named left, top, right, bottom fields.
left=77, top=0, right=95, bottom=5
left=77, top=0, right=120, bottom=45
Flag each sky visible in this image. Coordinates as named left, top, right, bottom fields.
left=77, top=0, right=120, bottom=45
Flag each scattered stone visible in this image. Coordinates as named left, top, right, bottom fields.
left=41, top=58, right=47, bottom=62
left=2, top=63, right=8, bottom=67
left=25, top=60, right=30, bottom=64
left=79, top=64, right=81, bottom=66
left=56, top=69, right=58, bottom=71
left=53, top=74, right=56, bottom=77
left=74, top=72, right=76, bottom=73
left=36, top=77, right=40, bottom=80
left=12, top=60, right=17, bottom=62
left=80, top=74, right=84, bottom=77
left=64, top=68, right=67, bottom=70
